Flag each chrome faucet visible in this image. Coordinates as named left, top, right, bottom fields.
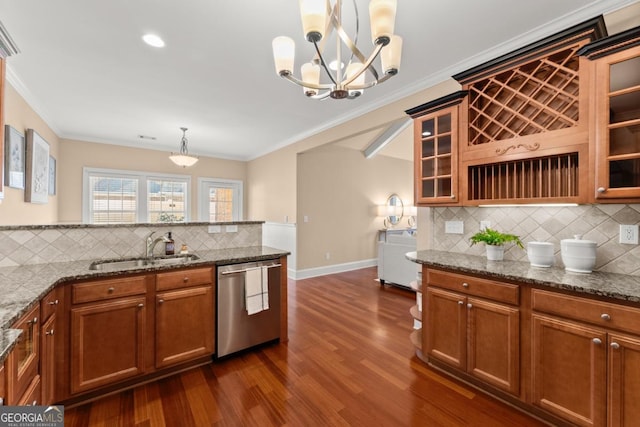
left=145, top=231, right=170, bottom=258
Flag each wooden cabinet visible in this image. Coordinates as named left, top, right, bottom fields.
left=155, top=267, right=214, bottom=368
left=40, top=288, right=59, bottom=405
left=531, top=314, right=606, bottom=426
left=452, top=19, right=605, bottom=205
left=607, top=333, right=640, bottom=427
left=424, top=269, right=520, bottom=395
left=531, top=288, right=640, bottom=427
left=0, top=363, right=5, bottom=406
left=406, top=92, right=466, bottom=205
left=580, top=28, right=640, bottom=201
left=70, top=276, right=150, bottom=394
left=6, top=304, right=40, bottom=405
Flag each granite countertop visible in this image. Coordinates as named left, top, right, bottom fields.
left=0, top=246, right=289, bottom=364
left=407, top=250, right=640, bottom=303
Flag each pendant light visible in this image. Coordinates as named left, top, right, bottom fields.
left=169, top=127, right=198, bottom=167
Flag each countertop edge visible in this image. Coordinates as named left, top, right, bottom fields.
left=406, top=250, right=640, bottom=304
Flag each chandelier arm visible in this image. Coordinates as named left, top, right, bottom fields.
left=313, top=40, right=338, bottom=86
left=280, top=72, right=335, bottom=91
left=312, top=1, right=338, bottom=64
left=342, top=43, right=383, bottom=87
left=331, top=12, right=381, bottom=83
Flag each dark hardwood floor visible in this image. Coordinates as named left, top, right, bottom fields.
left=64, top=267, right=546, bottom=426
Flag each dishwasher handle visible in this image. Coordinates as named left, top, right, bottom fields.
left=220, top=264, right=282, bottom=275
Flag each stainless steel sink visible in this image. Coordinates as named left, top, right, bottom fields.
left=89, top=254, right=200, bottom=271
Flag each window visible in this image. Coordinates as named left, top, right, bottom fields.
left=198, top=178, right=243, bottom=222
left=83, top=168, right=191, bottom=224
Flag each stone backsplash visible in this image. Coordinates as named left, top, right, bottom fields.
left=427, top=204, right=640, bottom=276
left=0, top=222, right=262, bottom=268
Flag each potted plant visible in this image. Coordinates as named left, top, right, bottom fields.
left=469, top=228, right=524, bottom=261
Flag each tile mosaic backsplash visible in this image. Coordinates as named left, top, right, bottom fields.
left=427, top=204, right=640, bottom=276
left=0, top=223, right=262, bottom=268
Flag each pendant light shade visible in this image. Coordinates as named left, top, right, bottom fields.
left=169, top=127, right=199, bottom=167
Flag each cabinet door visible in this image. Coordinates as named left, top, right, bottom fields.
left=531, top=314, right=606, bottom=427
left=608, top=333, right=640, bottom=427
left=7, top=304, right=40, bottom=405
left=40, top=313, right=56, bottom=405
left=155, top=285, right=214, bottom=368
left=467, top=298, right=519, bottom=395
left=70, top=296, right=147, bottom=394
left=0, top=363, right=5, bottom=406
left=594, top=45, right=640, bottom=201
left=425, top=287, right=466, bottom=369
left=414, top=106, right=459, bottom=205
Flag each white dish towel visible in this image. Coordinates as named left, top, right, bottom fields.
left=245, top=267, right=269, bottom=315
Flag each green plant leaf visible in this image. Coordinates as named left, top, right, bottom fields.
left=469, top=228, right=524, bottom=249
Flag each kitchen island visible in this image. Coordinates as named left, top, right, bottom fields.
left=408, top=249, right=640, bottom=427
left=0, top=244, right=289, bottom=406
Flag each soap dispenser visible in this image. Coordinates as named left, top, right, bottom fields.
left=165, top=232, right=175, bottom=255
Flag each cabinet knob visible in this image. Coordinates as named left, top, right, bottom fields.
left=45, top=329, right=54, bottom=336
left=462, top=282, right=469, bottom=288
left=450, top=194, right=455, bottom=199
left=158, top=299, right=164, bottom=305
left=597, top=187, right=606, bottom=193
left=458, top=301, right=464, bottom=305
left=601, top=313, right=611, bottom=321
left=137, top=303, right=144, bottom=308
left=467, top=303, right=473, bottom=309
left=611, top=342, right=620, bottom=350
left=48, top=299, right=59, bottom=305
left=183, top=277, right=189, bottom=283
left=108, top=287, right=115, bottom=293
left=592, top=338, right=603, bottom=345
left=27, top=317, right=38, bottom=325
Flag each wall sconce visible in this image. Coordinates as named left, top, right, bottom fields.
left=378, top=194, right=404, bottom=228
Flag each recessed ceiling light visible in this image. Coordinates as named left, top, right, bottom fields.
left=142, top=34, right=165, bottom=48
left=422, top=131, right=432, bottom=137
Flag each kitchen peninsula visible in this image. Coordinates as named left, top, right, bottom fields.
left=0, top=221, right=289, bottom=406
left=408, top=250, right=640, bottom=427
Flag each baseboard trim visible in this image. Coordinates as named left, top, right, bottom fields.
left=292, top=259, right=377, bottom=280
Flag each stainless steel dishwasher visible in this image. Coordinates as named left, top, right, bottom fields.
left=216, top=260, right=281, bottom=358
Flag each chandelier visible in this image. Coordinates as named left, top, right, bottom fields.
left=272, top=0, right=401, bottom=100
left=169, top=127, right=199, bottom=167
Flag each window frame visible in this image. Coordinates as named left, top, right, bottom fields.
left=82, top=167, right=191, bottom=224
left=197, top=177, right=243, bottom=222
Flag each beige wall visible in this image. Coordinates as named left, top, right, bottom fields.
left=297, top=145, right=413, bottom=269
left=0, top=84, right=60, bottom=225
left=58, top=138, right=247, bottom=223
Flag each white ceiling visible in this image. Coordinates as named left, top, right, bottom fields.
left=0, top=0, right=636, bottom=161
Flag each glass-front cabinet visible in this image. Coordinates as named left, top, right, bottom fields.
left=583, top=28, right=640, bottom=201
left=406, top=91, right=467, bottom=205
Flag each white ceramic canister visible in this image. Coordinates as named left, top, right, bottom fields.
left=527, top=242, right=554, bottom=267
left=560, top=235, right=597, bottom=273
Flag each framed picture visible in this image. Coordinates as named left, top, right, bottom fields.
left=4, top=125, right=25, bottom=189
left=48, top=155, right=56, bottom=195
left=25, top=128, right=49, bottom=203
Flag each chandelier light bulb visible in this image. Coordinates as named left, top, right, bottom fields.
left=369, top=0, right=397, bottom=45
left=272, top=36, right=296, bottom=75
left=301, top=62, right=321, bottom=96
left=381, top=35, right=402, bottom=75
left=299, top=0, right=328, bottom=42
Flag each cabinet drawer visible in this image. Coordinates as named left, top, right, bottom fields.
left=156, top=267, right=213, bottom=291
left=72, top=276, right=148, bottom=304
left=41, top=288, right=60, bottom=322
left=426, top=269, right=519, bottom=305
left=532, top=288, right=640, bottom=335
